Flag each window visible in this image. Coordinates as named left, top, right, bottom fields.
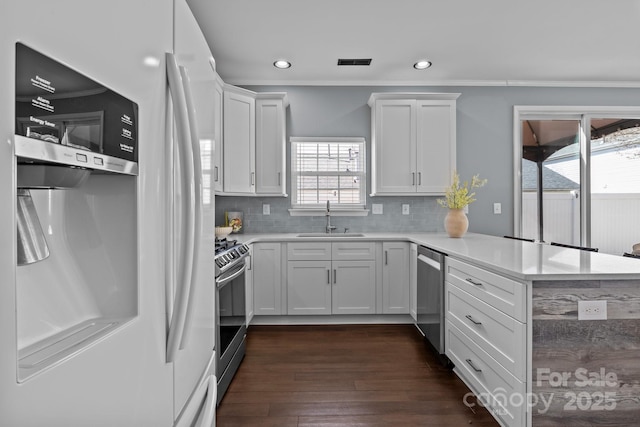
left=514, top=106, right=640, bottom=255
left=290, top=137, right=366, bottom=214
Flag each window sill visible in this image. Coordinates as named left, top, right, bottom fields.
left=288, top=208, right=370, bottom=217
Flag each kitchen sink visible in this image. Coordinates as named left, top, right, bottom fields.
left=296, top=233, right=365, bottom=238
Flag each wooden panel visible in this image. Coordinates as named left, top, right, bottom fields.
left=532, top=279, right=640, bottom=426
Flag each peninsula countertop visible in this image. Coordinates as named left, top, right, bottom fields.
left=233, top=232, right=640, bottom=281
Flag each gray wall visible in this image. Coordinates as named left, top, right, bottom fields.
left=216, top=85, right=640, bottom=235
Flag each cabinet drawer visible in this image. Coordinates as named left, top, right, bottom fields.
left=446, top=282, right=526, bottom=380
left=446, top=321, right=525, bottom=427
left=445, top=257, right=526, bottom=322
left=331, top=242, right=375, bottom=261
left=287, top=242, right=332, bottom=261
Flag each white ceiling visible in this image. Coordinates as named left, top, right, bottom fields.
left=186, top=0, right=640, bottom=87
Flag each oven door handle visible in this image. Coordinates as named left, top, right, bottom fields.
left=216, top=262, right=247, bottom=288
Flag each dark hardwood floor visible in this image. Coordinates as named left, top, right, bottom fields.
left=217, top=324, right=500, bottom=427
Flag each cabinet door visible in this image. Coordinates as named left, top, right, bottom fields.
left=332, top=260, right=376, bottom=314
left=223, top=90, right=255, bottom=194
left=409, top=243, right=418, bottom=321
left=252, top=243, right=282, bottom=315
left=212, top=77, right=224, bottom=193
left=244, top=247, right=254, bottom=325
left=255, top=97, right=286, bottom=195
left=373, top=100, right=417, bottom=194
left=287, top=260, right=332, bottom=315
left=382, top=242, right=410, bottom=314
left=415, top=100, right=456, bottom=194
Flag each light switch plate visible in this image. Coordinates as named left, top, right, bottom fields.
left=372, top=204, right=383, bottom=215
left=402, top=204, right=410, bottom=215
left=493, top=203, right=502, bottom=214
left=263, top=204, right=270, bottom=215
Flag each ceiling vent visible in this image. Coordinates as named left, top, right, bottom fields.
left=337, top=58, right=372, bottom=66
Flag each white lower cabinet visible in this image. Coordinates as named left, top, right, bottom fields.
left=287, top=260, right=332, bottom=315
left=446, top=321, right=525, bottom=427
left=244, top=246, right=254, bottom=325
left=287, top=242, right=376, bottom=315
left=409, top=243, right=418, bottom=321
left=382, top=242, right=410, bottom=314
left=444, top=257, right=527, bottom=427
left=252, top=242, right=283, bottom=315
left=332, top=260, right=376, bottom=314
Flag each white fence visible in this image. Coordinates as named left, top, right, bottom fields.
left=522, top=192, right=640, bottom=255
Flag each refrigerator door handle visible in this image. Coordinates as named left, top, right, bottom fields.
left=178, top=64, right=203, bottom=350
left=165, top=52, right=196, bottom=363
left=196, top=375, right=217, bottom=427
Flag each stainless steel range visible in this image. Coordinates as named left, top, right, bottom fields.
left=214, top=238, right=249, bottom=405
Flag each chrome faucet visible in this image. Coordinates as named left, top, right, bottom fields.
left=326, top=200, right=336, bottom=234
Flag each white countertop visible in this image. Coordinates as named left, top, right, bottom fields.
left=234, top=232, right=640, bottom=281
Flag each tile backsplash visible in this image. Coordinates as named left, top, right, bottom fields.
left=215, top=196, right=446, bottom=234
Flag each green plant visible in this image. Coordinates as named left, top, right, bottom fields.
left=437, top=172, right=487, bottom=209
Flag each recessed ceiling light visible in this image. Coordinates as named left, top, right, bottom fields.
left=413, top=60, right=432, bottom=70
left=273, top=60, right=291, bottom=69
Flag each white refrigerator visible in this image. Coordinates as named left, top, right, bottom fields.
left=0, top=0, right=217, bottom=425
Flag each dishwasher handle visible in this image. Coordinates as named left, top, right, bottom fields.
left=417, top=253, right=441, bottom=271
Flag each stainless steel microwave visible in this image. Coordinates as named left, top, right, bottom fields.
left=15, top=43, right=138, bottom=175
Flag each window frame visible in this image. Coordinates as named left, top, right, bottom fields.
left=289, top=136, right=368, bottom=216
left=513, top=105, right=640, bottom=246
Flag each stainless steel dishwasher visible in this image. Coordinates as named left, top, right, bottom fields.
left=416, top=246, right=451, bottom=366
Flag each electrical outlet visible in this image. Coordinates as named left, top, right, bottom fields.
left=372, top=204, right=383, bottom=215
left=493, top=203, right=502, bottom=214
left=402, top=204, right=410, bottom=215
left=578, top=300, right=607, bottom=320
left=262, top=204, right=270, bottom=215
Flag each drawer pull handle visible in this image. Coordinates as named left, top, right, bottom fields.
left=466, top=359, right=482, bottom=373
left=465, top=315, right=482, bottom=325
left=466, top=278, right=483, bottom=286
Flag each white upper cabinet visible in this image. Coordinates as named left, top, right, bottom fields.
left=255, top=94, right=288, bottom=196
left=223, top=87, right=255, bottom=194
left=221, top=86, right=288, bottom=196
left=368, top=93, right=459, bottom=196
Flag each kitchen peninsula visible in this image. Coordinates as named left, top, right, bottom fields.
left=236, top=232, right=640, bottom=427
